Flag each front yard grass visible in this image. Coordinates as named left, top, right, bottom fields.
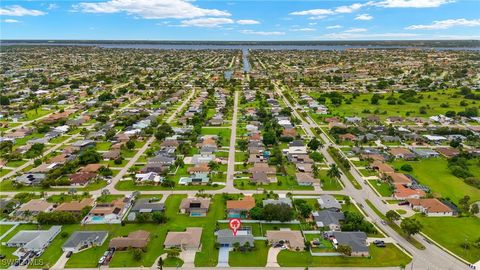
left=416, top=215, right=480, bottom=263
left=277, top=244, right=411, bottom=267
left=229, top=240, right=268, bottom=267
left=368, top=180, right=393, bottom=197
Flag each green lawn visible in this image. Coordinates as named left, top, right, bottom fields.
left=368, top=180, right=393, bottom=197
left=163, top=257, right=184, bottom=267
left=24, top=108, right=52, bottom=121
left=229, top=240, right=268, bottom=267
left=316, top=88, right=473, bottom=119
left=115, top=180, right=223, bottom=191
left=416, top=215, right=480, bottom=263
left=200, top=128, right=231, bottom=146
left=390, top=158, right=480, bottom=203
left=0, top=224, right=13, bottom=236
left=0, top=179, right=107, bottom=192
left=277, top=244, right=411, bottom=267
left=95, top=142, right=112, bottom=151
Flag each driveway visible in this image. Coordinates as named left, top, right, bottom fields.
left=51, top=251, right=69, bottom=269
left=179, top=249, right=197, bottom=268
left=266, top=247, right=280, bottom=267
left=217, top=246, right=230, bottom=267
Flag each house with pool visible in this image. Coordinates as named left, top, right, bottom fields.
left=83, top=197, right=131, bottom=224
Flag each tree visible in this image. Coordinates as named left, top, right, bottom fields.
left=459, top=195, right=471, bottom=213
left=262, top=203, right=294, bottom=222
left=471, top=203, right=479, bottom=215
left=386, top=210, right=401, bottom=222
left=157, top=257, right=163, bottom=270
left=327, top=164, right=342, bottom=179
left=126, top=140, right=135, bottom=150
left=152, top=212, right=167, bottom=223
left=337, top=244, right=352, bottom=256
left=400, top=164, right=413, bottom=172
left=307, top=138, right=322, bottom=151
left=132, top=248, right=143, bottom=261
left=249, top=206, right=263, bottom=220
left=208, top=161, right=219, bottom=172
left=78, top=148, right=102, bottom=165
left=400, top=218, right=422, bottom=238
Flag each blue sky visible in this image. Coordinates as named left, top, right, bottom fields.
left=1, top=0, right=479, bottom=40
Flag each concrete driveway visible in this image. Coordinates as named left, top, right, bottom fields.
left=179, top=249, right=197, bottom=268
left=266, top=247, right=280, bottom=267
left=51, top=251, right=69, bottom=269
left=217, top=247, right=230, bottom=267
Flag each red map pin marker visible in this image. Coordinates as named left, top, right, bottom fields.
left=229, top=218, right=242, bottom=236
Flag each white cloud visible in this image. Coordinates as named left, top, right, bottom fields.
left=291, top=0, right=452, bottom=20
left=334, top=3, right=363, bottom=13
left=308, top=16, right=327, bottom=20
left=290, top=9, right=334, bottom=16
left=180, top=17, right=234, bottom=27
left=0, top=5, right=46, bottom=16
left=326, top=25, right=343, bottom=29
left=355, top=14, right=373, bottom=20
left=374, top=0, right=454, bottom=8
left=240, top=30, right=285, bottom=36
left=320, top=32, right=419, bottom=40
left=74, top=0, right=230, bottom=19
left=344, top=27, right=367, bottom=33
left=406, top=18, right=480, bottom=30
left=236, top=19, right=260, bottom=25
left=47, top=4, right=59, bottom=10
left=291, top=28, right=316, bottom=32
left=2, top=19, right=20, bottom=23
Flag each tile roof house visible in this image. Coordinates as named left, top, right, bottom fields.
left=226, top=196, right=255, bottom=217
left=69, top=172, right=97, bottom=186
left=295, top=172, right=318, bottom=186
left=388, top=148, right=415, bottom=160
left=394, top=185, right=426, bottom=200
left=406, top=198, right=455, bottom=217
left=179, top=197, right=211, bottom=217
left=79, top=164, right=104, bottom=173
left=164, top=227, right=203, bottom=250
left=266, top=229, right=305, bottom=250
left=55, top=198, right=94, bottom=213
left=17, top=199, right=54, bottom=216
left=109, top=230, right=150, bottom=250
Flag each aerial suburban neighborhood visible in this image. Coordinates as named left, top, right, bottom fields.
left=1, top=1, right=480, bottom=268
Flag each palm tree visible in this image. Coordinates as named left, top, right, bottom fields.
left=327, top=164, right=342, bottom=180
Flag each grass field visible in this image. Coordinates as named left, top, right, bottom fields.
left=200, top=128, right=231, bottom=146
left=229, top=240, right=268, bottom=267
left=368, top=180, right=393, bottom=197
left=312, top=89, right=475, bottom=119
left=277, top=244, right=411, bottom=267
left=416, top=215, right=480, bottom=263
left=390, top=158, right=480, bottom=203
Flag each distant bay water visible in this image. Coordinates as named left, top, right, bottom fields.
left=1, top=41, right=480, bottom=51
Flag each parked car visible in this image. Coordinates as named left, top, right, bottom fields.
left=66, top=251, right=73, bottom=258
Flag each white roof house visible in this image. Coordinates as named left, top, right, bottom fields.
left=6, top=226, right=62, bottom=252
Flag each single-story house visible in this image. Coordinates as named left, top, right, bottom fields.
left=317, top=195, right=341, bottom=212
left=62, top=231, right=109, bottom=252
left=266, top=229, right=305, bottom=250
left=109, top=230, right=150, bottom=250
left=313, top=210, right=345, bottom=231
left=216, top=228, right=254, bottom=247
left=406, top=198, right=455, bottom=217
left=331, top=231, right=369, bottom=257
left=6, top=226, right=61, bottom=252
left=164, top=227, right=203, bottom=250
left=179, top=197, right=210, bottom=217
left=130, top=198, right=165, bottom=213
left=55, top=198, right=94, bottom=213
left=226, top=196, right=256, bottom=218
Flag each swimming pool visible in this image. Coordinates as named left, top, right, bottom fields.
left=91, top=216, right=105, bottom=222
